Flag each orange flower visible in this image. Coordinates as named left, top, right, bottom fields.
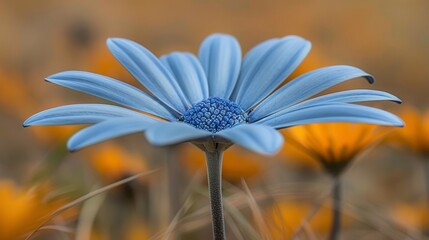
left=179, top=145, right=265, bottom=182
left=267, top=200, right=350, bottom=239
left=85, top=142, right=148, bottom=183
left=281, top=123, right=391, bottom=176
left=0, top=180, right=74, bottom=239
left=391, top=106, right=429, bottom=156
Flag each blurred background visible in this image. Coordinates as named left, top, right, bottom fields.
left=0, top=0, right=428, bottom=239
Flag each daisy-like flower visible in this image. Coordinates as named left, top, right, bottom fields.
left=282, top=123, right=392, bottom=176
left=24, top=34, right=403, bottom=239
left=281, top=122, right=394, bottom=240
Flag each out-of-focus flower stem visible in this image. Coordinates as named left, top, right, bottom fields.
left=328, top=179, right=342, bottom=240
left=204, top=149, right=226, bottom=240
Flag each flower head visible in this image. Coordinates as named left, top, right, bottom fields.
left=281, top=123, right=391, bottom=176
left=24, top=34, right=403, bottom=154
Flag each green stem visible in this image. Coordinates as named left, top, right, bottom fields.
left=204, top=149, right=226, bottom=240
left=328, top=180, right=341, bottom=240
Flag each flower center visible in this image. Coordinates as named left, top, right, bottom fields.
left=182, top=97, right=248, bottom=133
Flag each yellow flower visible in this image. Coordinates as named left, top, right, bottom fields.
left=0, top=180, right=74, bottom=239
left=267, top=200, right=350, bottom=239
left=85, top=142, right=148, bottom=183
left=391, top=106, right=429, bottom=156
left=179, top=145, right=265, bottom=182
left=281, top=123, right=390, bottom=176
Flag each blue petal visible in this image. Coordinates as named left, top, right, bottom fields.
left=107, top=38, right=188, bottom=113
left=230, top=38, right=280, bottom=100
left=23, top=104, right=147, bottom=126
left=145, top=122, right=212, bottom=146
left=283, top=89, right=401, bottom=113
left=46, top=71, right=177, bottom=120
left=257, top=103, right=404, bottom=129
left=68, top=117, right=159, bottom=151
left=199, top=34, right=242, bottom=98
left=232, top=36, right=311, bottom=111
left=250, top=66, right=374, bottom=121
left=215, top=124, right=283, bottom=155
left=160, top=52, right=208, bottom=104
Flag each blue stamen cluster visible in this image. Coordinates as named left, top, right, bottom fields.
left=183, top=97, right=248, bottom=133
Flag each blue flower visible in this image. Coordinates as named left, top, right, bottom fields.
left=24, top=34, right=403, bottom=154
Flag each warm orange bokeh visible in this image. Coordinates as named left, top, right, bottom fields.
left=86, top=142, right=148, bottom=183
left=267, top=200, right=350, bottom=239
left=0, top=180, right=74, bottom=239
left=179, top=145, right=266, bottom=182
left=390, top=106, right=429, bottom=157
left=0, top=70, right=79, bottom=145
left=286, top=48, right=332, bottom=82
left=390, top=203, right=429, bottom=231
left=281, top=123, right=391, bottom=176
left=90, top=218, right=150, bottom=240
left=86, top=43, right=135, bottom=85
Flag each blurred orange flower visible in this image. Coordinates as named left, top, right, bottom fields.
left=0, top=180, right=74, bottom=239
left=267, top=200, right=350, bottom=239
left=85, top=142, right=148, bottom=183
left=390, top=106, right=429, bottom=156
left=179, top=145, right=265, bottom=182
left=281, top=123, right=391, bottom=176
left=90, top=218, right=150, bottom=240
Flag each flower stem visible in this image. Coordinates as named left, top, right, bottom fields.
left=204, top=149, right=226, bottom=240
left=328, top=180, right=342, bottom=240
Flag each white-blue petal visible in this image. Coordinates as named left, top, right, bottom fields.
left=145, top=122, right=212, bottom=146
left=233, top=36, right=311, bottom=111
left=160, top=52, right=208, bottom=104
left=250, top=66, right=374, bottom=121
left=215, top=124, right=283, bottom=155
left=23, top=104, right=147, bottom=126
left=67, top=117, right=159, bottom=151
left=46, top=71, right=177, bottom=120
left=230, top=38, right=280, bottom=101
left=107, top=38, right=188, bottom=113
left=199, top=34, right=242, bottom=98
left=257, top=103, right=404, bottom=129
left=283, top=89, right=401, bottom=113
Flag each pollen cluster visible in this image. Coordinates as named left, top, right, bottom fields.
left=183, top=97, right=248, bottom=133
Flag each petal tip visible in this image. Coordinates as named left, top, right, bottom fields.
left=365, top=75, right=375, bottom=84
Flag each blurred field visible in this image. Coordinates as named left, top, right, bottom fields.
left=0, top=0, right=428, bottom=239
